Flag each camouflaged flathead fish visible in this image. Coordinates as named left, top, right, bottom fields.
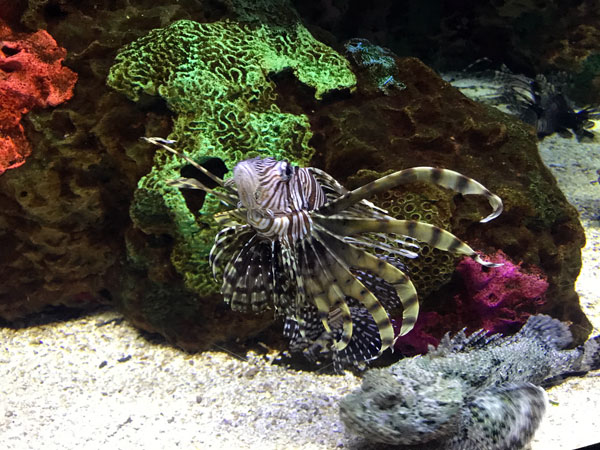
left=340, top=314, right=600, bottom=449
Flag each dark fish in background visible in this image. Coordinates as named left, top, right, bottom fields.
left=504, top=74, right=599, bottom=141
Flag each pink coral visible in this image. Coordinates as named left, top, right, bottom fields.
left=394, top=250, right=548, bottom=356
left=0, top=19, right=77, bottom=175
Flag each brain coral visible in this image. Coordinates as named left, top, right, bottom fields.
left=107, top=18, right=356, bottom=298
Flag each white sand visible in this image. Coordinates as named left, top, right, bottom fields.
left=1, top=99, right=599, bottom=449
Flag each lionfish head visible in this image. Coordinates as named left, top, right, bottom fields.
left=232, top=157, right=298, bottom=213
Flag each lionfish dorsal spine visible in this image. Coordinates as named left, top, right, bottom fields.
left=142, top=137, right=239, bottom=207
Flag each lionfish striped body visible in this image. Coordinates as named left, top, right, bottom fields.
left=144, top=137, right=503, bottom=369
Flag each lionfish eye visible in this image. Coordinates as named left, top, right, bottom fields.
left=280, top=161, right=294, bottom=181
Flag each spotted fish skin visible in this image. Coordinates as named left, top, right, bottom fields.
left=143, top=137, right=503, bottom=368
left=339, top=314, right=600, bottom=449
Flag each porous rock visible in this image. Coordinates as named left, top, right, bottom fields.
left=0, top=1, right=591, bottom=350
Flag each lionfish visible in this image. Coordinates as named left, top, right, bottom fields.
left=503, top=73, right=599, bottom=141
left=144, top=137, right=503, bottom=369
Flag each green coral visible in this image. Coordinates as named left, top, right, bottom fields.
left=107, top=18, right=356, bottom=296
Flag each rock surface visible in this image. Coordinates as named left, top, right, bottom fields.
left=0, top=1, right=592, bottom=348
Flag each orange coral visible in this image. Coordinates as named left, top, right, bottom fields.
left=0, top=19, right=77, bottom=175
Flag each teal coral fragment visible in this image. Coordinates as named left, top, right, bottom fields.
left=345, top=38, right=406, bottom=94
left=107, top=18, right=356, bottom=296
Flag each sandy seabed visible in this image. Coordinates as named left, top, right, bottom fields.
left=1, top=104, right=599, bottom=450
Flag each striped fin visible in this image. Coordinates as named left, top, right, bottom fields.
left=209, top=224, right=253, bottom=279
left=308, top=167, right=349, bottom=196
left=283, top=304, right=382, bottom=371
left=310, top=230, right=396, bottom=356
left=220, top=235, right=272, bottom=313
left=314, top=216, right=502, bottom=267
left=269, top=241, right=300, bottom=319
left=166, top=177, right=239, bottom=206
left=142, top=136, right=239, bottom=206
left=298, top=237, right=354, bottom=350
left=277, top=244, right=305, bottom=321
left=309, top=167, right=389, bottom=217
left=142, top=137, right=228, bottom=188
left=318, top=229, right=419, bottom=337
left=317, top=166, right=502, bottom=223
left=213, top=210, right=246, bottom=227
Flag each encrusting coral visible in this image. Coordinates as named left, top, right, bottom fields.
left=0, top=18, right=77, bottom=175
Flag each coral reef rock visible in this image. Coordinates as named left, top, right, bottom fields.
left=306, top=55, right=589, bottom=343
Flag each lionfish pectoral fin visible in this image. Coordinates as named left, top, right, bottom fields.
left=166, top=177, right=209, bottom=190
left=209, top=225, right=252, bottom=280
left=314, top=295, right=333, bottom=334
left=219, top=235, right=272, bottom=313
left=141, top=136, right=176, bottom=146
left=213, top=209, right=249, bottom=228
left=295, top=236, right=350, bottom=352
left=309, top=230, right=396, bottom=356
left=331, top=300, right=354, bottom=352
left=317, top=166, right=502, bottom=224
left=338, top=272, right=395, bottom=356
left=142, top=136, right=240, bottom=207
left=165, top=177, right=239, bottom=207
left=474, top=254, right=503, bottom=267
left=320, top=230, right=419, bottom=337
left=317, top=217, right=496, bottom=267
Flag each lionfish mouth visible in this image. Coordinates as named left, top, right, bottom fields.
left=144, top=137, right=503, bottom=370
